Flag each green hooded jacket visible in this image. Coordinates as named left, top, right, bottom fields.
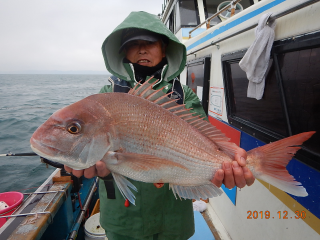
left=102, top=11, right=186, bottom=83
left=98, top=11, right=207, bottom=240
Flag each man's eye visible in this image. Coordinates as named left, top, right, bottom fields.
left=127, top=41, right=139, bottom=47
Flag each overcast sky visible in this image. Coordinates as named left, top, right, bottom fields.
left=0, top=0, right=165, bottom=74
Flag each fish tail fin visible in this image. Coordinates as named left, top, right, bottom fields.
left=247, top=131, right=315, bottom=197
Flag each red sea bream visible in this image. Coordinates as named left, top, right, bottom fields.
left=30, top=79, right=315, bottom=204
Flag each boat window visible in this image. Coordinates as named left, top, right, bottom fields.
left=203, top=0, right=254, bottom=26
left=279, top=47, right=320, bottom=155
left=175, top=1, right=181, bottom=32
left=186, top=57, right=211, bottom=115
left=178, top=0, right=200, bottom=27
left=203, top=0, right=222, bottom=26
left=222, top=32, right=320, bottom=170
left=166, top=8, right=175, bottom=33
left=225, top=59, right=287, bottom=136
left=165, top=19, right=170, bottom=29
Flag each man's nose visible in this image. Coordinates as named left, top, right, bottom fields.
left=138, top=43, right=147, bottom=54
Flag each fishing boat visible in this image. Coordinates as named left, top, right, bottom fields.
left=0, top=158, right=100, bottom=240
left=0, top=0, right=319, bottom=239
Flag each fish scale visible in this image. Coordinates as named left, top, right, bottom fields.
left=118, top=123, right=220, bottom=171
left=30, top=78, right=315, bottom=205
left=112, top=99, right=219, bottom=165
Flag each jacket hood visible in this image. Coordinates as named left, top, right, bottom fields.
left=102, top=11, right=186, bottom=82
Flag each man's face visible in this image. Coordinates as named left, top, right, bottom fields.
left=125, top=40, right=166, bottom=67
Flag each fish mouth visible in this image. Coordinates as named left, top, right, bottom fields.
left=30, top=138, right=68, bottom=164
left=30, top=138, right=95, bottom=170
left=30, top=139, right=63, bottom=162
left=30, top=138, right=62, bottom=156
left=30, top=143, right=88, bottom=170
left=31, top=144, right=58, bottom=161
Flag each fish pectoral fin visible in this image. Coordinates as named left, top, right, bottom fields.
left=169, top=183, right=223, bottom=201
left=105, top=151, right=189, bottom=171
left=112, top=172, right=138, bottom=205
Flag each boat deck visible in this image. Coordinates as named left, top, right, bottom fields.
left=0, top=180, right=71, bottom=240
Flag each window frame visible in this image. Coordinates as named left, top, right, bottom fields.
left=222, top=31, right=320, bottom=170
left=203, top=0, right=254, bottom=26
left=186, top=56, right=211, bottom=115
left=178, top=0, right=200, bottom=28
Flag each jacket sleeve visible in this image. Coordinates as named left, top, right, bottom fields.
left=99, top=84, right=113, bottom=93
left=98, top=85, right=114, bottom=181
left=182, top=85, right=208, bottom=121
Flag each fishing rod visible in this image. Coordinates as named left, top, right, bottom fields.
left=0, top=152, right=83, bottom=195
left=0, top=152, right=37, bottom=157
left=0, top=152, right=65, bottom=169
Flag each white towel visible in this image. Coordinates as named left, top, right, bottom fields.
left=192, top=200, right=207, bottom=212
left=239, top=13, right=276, bottom=100
left=0, top=201, right=9, bottom=211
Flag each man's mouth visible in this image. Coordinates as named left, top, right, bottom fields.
left=137, top=59, right=150, bottom=64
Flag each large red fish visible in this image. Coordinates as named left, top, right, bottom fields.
left=30, top=79, right=315, bottom=204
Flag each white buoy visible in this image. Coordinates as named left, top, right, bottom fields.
left=84, top=213, right=108, bottom=240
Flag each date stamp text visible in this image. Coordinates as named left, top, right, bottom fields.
left=247, top=210, right=306, bottom=219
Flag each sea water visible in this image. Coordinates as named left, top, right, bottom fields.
left=0, top=74, right=110, bottom=193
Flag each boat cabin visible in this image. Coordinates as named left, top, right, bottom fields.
left=162, top=0, right=256, bottom=42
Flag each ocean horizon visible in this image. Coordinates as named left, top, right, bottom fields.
left=0, top=74, right=110, bottom=194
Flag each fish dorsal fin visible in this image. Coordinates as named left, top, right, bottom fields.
left=128, top=78, right=238, bottom=158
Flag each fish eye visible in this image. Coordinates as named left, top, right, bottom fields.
left=66, top=122, right=82, bottom=134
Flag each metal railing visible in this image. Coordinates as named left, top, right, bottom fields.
left=189, top=0, right=242, bottom=38
left=187, top=0, right=320, bottom=55
left=0, top=188, right=67, bottom=224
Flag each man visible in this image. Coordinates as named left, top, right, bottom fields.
left=66, top=11, right=254, bottom=240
